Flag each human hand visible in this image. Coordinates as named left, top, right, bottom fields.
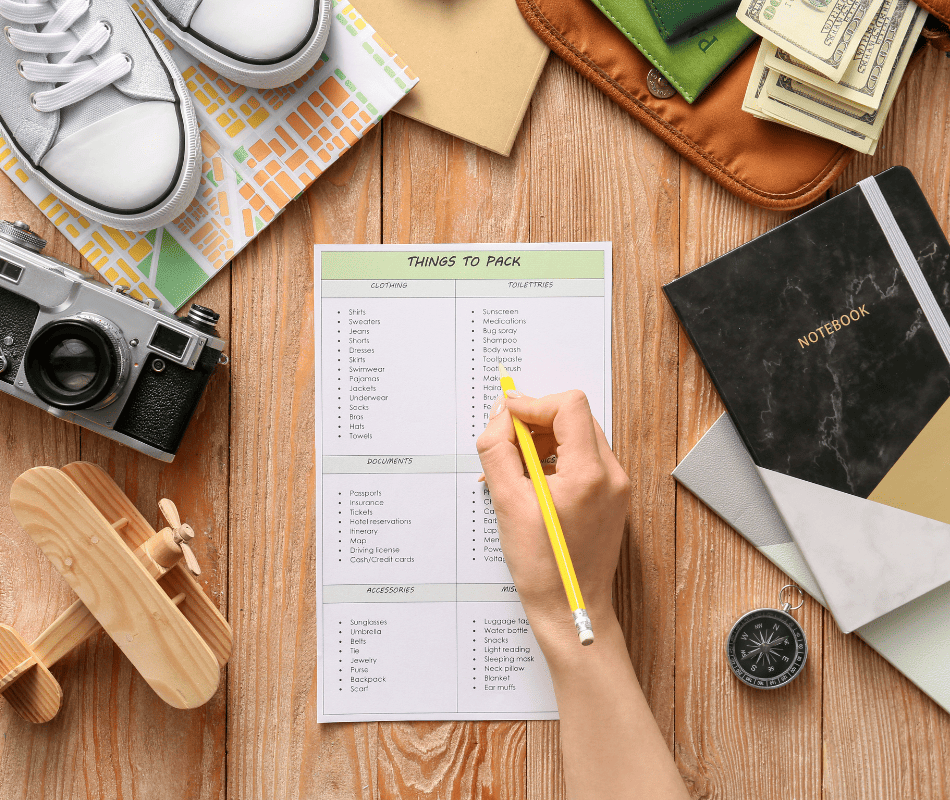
left=476, top=390, right=630, bottom=647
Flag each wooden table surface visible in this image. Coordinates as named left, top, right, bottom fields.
left=2, top=41, right=950, bottom=800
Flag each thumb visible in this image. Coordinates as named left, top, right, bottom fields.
left=476, top=401, right=530, bottom=502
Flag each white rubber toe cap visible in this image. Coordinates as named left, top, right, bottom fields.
left=40, top=101, right=183, bottom=212
left=190, top=0, right=316, bottom=61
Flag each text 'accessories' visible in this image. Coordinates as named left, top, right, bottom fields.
left=0, top=0, right=200, bottom=228
left=139, top=0, right=331, bottom=89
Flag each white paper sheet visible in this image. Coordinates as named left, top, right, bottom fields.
left=315, top=243, right=613, bottom=721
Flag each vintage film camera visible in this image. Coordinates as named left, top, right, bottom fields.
left=0, top=221, right=227, bottom=461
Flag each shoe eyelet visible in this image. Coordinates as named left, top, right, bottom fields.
left=122, top=52, right=133, bottom=69
left=3, top=26, right=13, bottom=45
left=98, top=19, right=112, bottom=34
left=29, top=93, right=40, bottom=112
left=15, top=59, right=26, bottom=78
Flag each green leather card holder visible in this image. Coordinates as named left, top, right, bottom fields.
left=646, top=0, right=740, bottom=42
left=591, top=0, right=756, bottom=103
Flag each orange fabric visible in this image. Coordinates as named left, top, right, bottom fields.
left=517, top=0, right=948, bottom=210
left=918, top=0, right=950, bottom=20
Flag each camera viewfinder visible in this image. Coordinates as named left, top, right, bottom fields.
left=149, top=325, right=190, bottom=359
left=0, top=260, right=23, bottom=283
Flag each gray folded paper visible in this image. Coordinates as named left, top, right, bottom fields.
left=674, top=414, right=950, bottom=714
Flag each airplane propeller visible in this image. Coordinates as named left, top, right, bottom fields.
left=158, top=498, right=202, bottom=577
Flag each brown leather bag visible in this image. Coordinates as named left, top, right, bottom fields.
left=516, top=0, right=950, bottom=209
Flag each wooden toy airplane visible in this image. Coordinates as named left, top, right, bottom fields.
left=0, top=462, right=232, bottom=723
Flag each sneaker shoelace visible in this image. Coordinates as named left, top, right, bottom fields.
left=1, top=0, right=132, bottom=113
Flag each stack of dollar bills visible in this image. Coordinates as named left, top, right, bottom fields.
left=738, top=0, right=928, bottom=155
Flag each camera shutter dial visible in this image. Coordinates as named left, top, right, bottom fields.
left=182, top=304, right=220, bottom=335
left=0, top=221, right=46, bottom=253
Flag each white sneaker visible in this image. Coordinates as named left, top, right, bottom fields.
left=139, top=0, right=331, bottom=89
left=0, top=0, right=200, bottom=230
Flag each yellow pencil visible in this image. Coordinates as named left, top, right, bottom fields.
left=497, top=362, right=594, bottom=646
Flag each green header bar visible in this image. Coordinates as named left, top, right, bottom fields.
left=320, top=248, right=605, bottom=280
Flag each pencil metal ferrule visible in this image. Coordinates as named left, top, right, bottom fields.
left=573, top=608, right=594, bottom=646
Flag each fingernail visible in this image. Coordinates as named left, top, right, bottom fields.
left=505, top=390, right=522, bottom=398
left=477, top=474, right=486, bottom=483
left=490, top=398, right=506, bottom=418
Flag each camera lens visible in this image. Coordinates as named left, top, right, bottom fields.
left=48, top=338, right=98, bottom=391
left=25, top=316, right=129, bottom=410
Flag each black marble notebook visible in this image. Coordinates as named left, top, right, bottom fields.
left=666, top=168, right=950, bottom=633
left=664, top=166, right=950, bottom=501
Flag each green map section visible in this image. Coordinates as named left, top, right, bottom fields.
left=133, top=230, right=159, bottom=278
left=155, top=231, right=211, bottom=309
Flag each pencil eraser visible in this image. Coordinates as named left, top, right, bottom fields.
left=579, top=629, right=594, bottom=646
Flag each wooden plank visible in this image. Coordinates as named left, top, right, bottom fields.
left=819, top=45, right=950, bottom=800
left=675, top=165, right=824, bottom=800
left=227, top=199, right=321, bottom=800
left=525, top=721, right=565, bottom=800
left=525, top=56, right=682, bottom=799
left=377, top=102, right=532, bottom=798
left=228, top=126, right=383, bottom=800
left=382, top=111, right=529, bottom=244
left=63, top=264, right=231, bottom=800
left=377, top=721, right=527, bottom=797
left=0, top=177, right=82, bottom=796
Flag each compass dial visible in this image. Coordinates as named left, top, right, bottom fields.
left=726, top=608, right=807, bottom=689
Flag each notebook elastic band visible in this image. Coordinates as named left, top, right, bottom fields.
left=859, top=177, right=950, bottom=364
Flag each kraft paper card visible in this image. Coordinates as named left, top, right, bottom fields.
left=355, top=0, right=549, bottom=156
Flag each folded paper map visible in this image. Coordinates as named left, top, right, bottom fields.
left=0, top=0, right=417, bottom=310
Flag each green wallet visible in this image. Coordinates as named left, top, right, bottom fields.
left=646, top=0, right=740, bottom=42
left=591, top=0, right=756, bottom=103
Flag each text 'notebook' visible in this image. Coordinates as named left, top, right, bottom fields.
left=664, top=166, right=950, bottom=632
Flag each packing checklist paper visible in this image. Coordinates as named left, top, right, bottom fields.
left=315, top=243, right=613, bottom=721
left=0, top=1, right=416, bottom=310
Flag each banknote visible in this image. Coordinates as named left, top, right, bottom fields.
left=767, top=75, right=880, bottom=136
left=744, top=3, right=925, bottom=156
left=757, top=74, right=879, bottom=152
left=742, top=41, right=781, bottom=117
left=763, top=5, right=925, bottom=136
left=744, top=41, right=875, bottom=152
left=737, top=0, right=886, bottom=81
left=741, top=44, right=815, bottom=130
left=762, top=0, right=920, bottom=110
